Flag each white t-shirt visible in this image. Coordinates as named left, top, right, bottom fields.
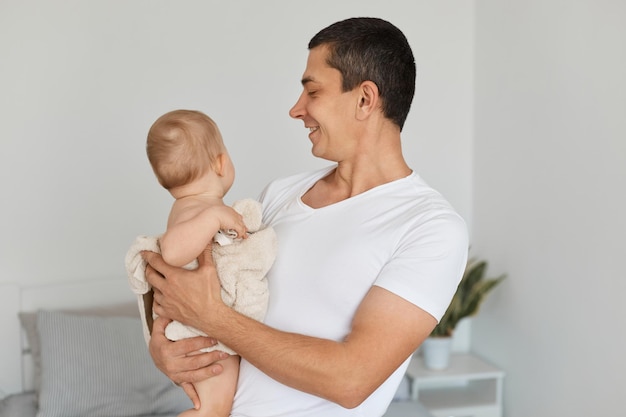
left=231, top=165, right=468, bottom=417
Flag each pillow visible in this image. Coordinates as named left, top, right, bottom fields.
left=35, top=310, right=189, bottom=417
left=19, top=302, right=140, bottom=397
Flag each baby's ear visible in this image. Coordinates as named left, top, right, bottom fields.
left=215, top=153, right=227, bottom=176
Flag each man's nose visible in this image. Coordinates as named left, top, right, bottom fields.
left=289, top=92, right=306, bottom=119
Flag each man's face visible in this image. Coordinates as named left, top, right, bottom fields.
left=289, top=46, right=360, bottom=161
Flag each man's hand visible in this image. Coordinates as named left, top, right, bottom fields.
left=149, top=316, right=231, bottom=409
left=143, top=246, right=223, bottom=331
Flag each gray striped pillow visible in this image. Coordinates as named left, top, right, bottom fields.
left=36, top=310, right=189, bottom=417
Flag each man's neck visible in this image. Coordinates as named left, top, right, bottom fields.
left=302, top=151, right=411, bottom=209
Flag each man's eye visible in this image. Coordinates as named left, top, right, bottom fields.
left=307, top=90, right=317, bottom=96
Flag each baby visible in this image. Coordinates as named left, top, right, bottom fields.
left=126, top=109, right=276, bottom=417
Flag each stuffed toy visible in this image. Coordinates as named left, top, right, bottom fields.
left=125, top=198, right=277, bottom=354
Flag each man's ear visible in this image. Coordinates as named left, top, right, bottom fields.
left=355, top=81, right=380, bottom=121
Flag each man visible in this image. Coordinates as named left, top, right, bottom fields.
left=144, top=17, right=468, bottom=417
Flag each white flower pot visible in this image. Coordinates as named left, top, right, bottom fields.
left=421, top=337, right=452, bottom=370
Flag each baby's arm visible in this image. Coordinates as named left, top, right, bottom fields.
left=160, top=205, right=246, bottom=267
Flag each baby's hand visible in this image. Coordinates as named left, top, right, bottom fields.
left=212, top=206, right=247, bottom=239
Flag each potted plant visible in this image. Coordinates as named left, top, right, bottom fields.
left=421, top=257, right=505, bottom=370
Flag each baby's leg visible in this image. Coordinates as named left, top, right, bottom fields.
left=178, top=355, right=239, bottom=417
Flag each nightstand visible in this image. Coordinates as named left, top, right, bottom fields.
left=405, top=353, right=504, bottom=417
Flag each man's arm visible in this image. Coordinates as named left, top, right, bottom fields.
left=145, top=247, right=436, bottom=408
left=212, top=285, right=435, bottom=408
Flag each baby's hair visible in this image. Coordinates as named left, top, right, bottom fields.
left=146, top=109, right=225, bottom=190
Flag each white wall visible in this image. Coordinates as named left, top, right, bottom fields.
left=6, top=1, right=624, bottom=414
left=473, top=1, right=626, bottom=415
left=0, top=1, right=473, bottom=288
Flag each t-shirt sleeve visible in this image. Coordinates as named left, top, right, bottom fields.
left=374, top=211, right=469, bottom=322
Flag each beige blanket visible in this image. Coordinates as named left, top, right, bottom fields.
left=125, top=199, right=277, bottom=354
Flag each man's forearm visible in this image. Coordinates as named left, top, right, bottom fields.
left=203, top=286, right=431, bottom=409
left=208, top=303, right=369, bottom=408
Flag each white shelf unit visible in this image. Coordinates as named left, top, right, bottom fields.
left=405, top=353, right=504, bottom=417
left=384, top=400, right=435, bottom=417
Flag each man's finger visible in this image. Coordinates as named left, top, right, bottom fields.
left=141, top=250, right=160, bottom=265
left=151, top=315, right=171, bottom=335
left=145, top=264, right=164, bottom=288
left=141, top=250, right=170, bottom=276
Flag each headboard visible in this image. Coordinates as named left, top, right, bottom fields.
left=0, top=279, right=135, bottom=398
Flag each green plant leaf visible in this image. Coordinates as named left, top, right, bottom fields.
left=429, top=255, right=505, bottom=338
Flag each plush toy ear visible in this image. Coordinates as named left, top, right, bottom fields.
left=232, top=199, right=263, bottom=232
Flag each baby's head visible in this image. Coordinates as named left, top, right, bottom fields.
left=146, top=110, right=225, bottom=190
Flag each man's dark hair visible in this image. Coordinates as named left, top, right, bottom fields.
left=309, top=17, right=416, bottom=130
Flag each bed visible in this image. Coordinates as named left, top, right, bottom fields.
left=0, top=279, right=191, bottom=417
left=0, top=279, right=429, bottom=417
